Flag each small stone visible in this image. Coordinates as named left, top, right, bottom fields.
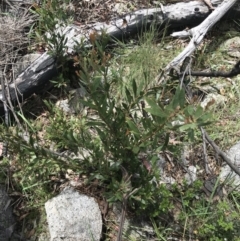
left=201, top=93, right=227, bottom=110
left=185, top=166, right=197, bottom=185
left=45, top=187, right=102, bottom=241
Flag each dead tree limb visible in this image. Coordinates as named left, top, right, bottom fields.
left=163, top=0, right=238, bottom=74
left=0, top=0, right=239, bottom=115
left=203, top=128, right=240, bottom=177
left=172, top=60, right=240, bottom=78
left=200, top=127, right=211, bottom=174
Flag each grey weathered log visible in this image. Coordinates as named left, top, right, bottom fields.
left=0, top=54, right=57, bottom=116
left=0, top=0, right=239, bottom=114
left=164, top=0, right=239, bottom=73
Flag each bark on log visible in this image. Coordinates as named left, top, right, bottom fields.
left=0, top=0, right=239, bottom=115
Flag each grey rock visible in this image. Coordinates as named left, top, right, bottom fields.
left=38, top=228, right=51, bottom=241
left=123, top=219, right=155, bottom=241
left=200, top=93, right=227, bottom=110
left=220, top=141, right=240, bottom=189
left=199, top=82, right=230, bottom=94
left=56, top=87, right=87, bottom=114
left=113, top=3, right=126, bottom=14
left=69, top=87, right=87, bottom=113
left=219, top=37, right=240, bottom=58
left=181, top=144, right=191, bottom=166
left=184, top=166, right=197, bottom=185
left=156, top=154, right=176, bottom=185
left=56, top=99, right=73, bottom=114
left=0, top=185, right=16, bottom=241
left=45, top=187, right=102, bottom=241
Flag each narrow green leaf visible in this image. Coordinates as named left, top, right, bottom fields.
left=171, top=88, right=180, bottom=109
left=179, top=123, right=196, bottom=131
left=194, top=105, right=204, bottom=119
left=145, top=98, right=167, bottom=117
left=171, top=87, right=185, bottom=109
left=198, top=113, right=212, bottom=123
left=185, top=105, right=195, bottom=116
left=142, top=118, right=152, bottom=130
left=66, top=131, right=75, bottom=142
left=133, top=146, right=140, bottom=154
left=122, top=102, right=128, bottom=110
left=125, top=87, right=133, bottom=104
left=178, top=88, right=185, bottom=108
left=126, top=119, right=140, bottom=135
left=95, top=126, right=106, bottom=141
left=81, top=100, right=96, bottom=109
left=132, top=79, right=137, bottom=97
left=17, top=112, right=35, bottom=132
left=86, top=121, right=105, bottom=127
left=188, top=129, right=194, bottom=141
left=163, top=133, right=170, bottom=150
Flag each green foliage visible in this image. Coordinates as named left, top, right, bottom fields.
left=0, top=4, right=240, bottom=240
left=41, top=40, right=212, bottom=217
left=30, top=0, right=71, bottom=48
left=0, top=23, right=215, bottom=238
left=0, top=127, right=54, bottom=210
left=29, top=0, right=74, bottom=88
left=196, top=201, right=239, bottom=240
left=170, top=181, right=240, bottom=240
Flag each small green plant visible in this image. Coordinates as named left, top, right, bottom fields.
left=30, top=0, right=72, bottom=48
left=29, top=0, right=73, bottom=88
left=43, top=36, right=213, bottom=218
left=196, top=200, right=239, bottom=240
left=169, top=180, right=240, bottom=240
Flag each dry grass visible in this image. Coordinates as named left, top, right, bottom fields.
left=0, top=2, right=36, bottom=80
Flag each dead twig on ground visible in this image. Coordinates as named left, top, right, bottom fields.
left=156, top=0, right=238, bottom=84
left=117, top=166, right=140, bottom=241
left=200, top=127, right=211, bottom=174
left=177, top=60, right=240, bottom=78
left=202, top=128, right=240, bottom=176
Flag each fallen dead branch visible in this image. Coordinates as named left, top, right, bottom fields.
left=203, top=128, right=240, bottom=176
left=0, top=0, right=239, bottom=115
left=200, top=127, right=211, bottom=174
left=163, top=0, right=238, bottom=74
left=173, top=60, right=240, bottom=79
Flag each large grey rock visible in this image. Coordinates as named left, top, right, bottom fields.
left=220, top=141, right=240, bottom=189
left=0, top=185, right=15, bottom=241
left=45, top=187, right=102, bottom=241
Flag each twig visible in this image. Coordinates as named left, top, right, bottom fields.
left=181, top=60, right=240, bottom=78
left=200, top=127, right=211, bottom=174
left=203, top=128, right=240, bottom=176
left=1, top=65, right=9, bottom=156
left=116, top=187, right=140, bottom=241
left=157, top=0, right=238, bottom=83
left=117, top=166, right=140, bottom=241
